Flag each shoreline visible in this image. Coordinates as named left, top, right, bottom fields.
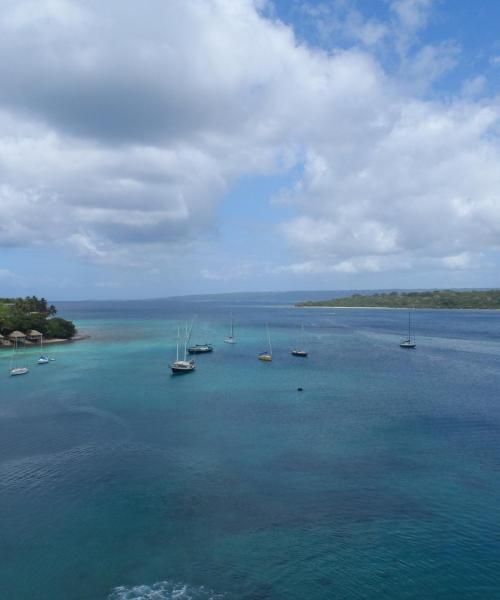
left=295, top=305, right=500, bottom=310
left=0, top=333, right=90, bottom=350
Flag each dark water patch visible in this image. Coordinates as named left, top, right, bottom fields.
left=270, top=447, right=428, bottom=481
left=0, top=406, right=126, bottom=462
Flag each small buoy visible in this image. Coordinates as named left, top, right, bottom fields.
left=297, top=387, right=303, bottom=392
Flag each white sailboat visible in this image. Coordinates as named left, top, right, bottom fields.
left=291, top=323, right=308, bottom=357
left=37, top=334, right=50, bottom=364
left=224, top=310, right=236, bottom=344
left=10, top=338, right=29, bottom=376
left=171, top=323, right=196, bottom=374
left=400, top=310, right=416, bottom=349
left=258, top=324, right=272, bottom=361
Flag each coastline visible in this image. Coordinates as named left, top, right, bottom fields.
left=0, top=333, right=90, bottom=350
left=296, top=305, right=500, bottom=310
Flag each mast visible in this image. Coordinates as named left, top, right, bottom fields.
left=10, top=338, right=16, bottom=371
left=184, top=322, right=188, bottom=361
left=408, top=310, right=411, bottom=341
left=176, top=326, right=180, bottom=362
left=267, top=324, right=272, bottom=355
left=230, top=310, right=234, bottom=337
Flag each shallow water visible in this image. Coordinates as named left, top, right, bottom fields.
left=1, top=294, right=500, bottom=599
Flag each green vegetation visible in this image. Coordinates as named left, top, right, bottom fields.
left=296, top=289, right=500, bottom=309
left=0, top=296, right=76, bottom=339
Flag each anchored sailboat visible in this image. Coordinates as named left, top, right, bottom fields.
left=258, top=324, right=273, bottom=361
left=224, top=310, right=236, bottom=344
left=187, top=318, right=213, bottom=353
left=10, top=337, right=29, bottom=376
left=400, top=310, right=416, bottom=349
left=187, top=343, right=213, bottom=354
left=171, top=323, right=196, bottom=374
left=291, top=323, right=308, bottom=357
left=37, top=334, right=50, bottom=364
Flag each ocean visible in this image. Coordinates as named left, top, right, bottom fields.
left=1, top=292, right=499, bottom=599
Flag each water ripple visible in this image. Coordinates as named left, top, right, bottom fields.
left=108, top=580, right=225, bottom=600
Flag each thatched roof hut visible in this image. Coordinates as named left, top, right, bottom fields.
left=9, top=330, right=26, bottom=340
left=27, top=329, right=43, bottom=340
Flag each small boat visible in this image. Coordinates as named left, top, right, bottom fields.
left=400, top=310, right=416, bottom=349
left=10, top=338, right=29, bottom=376
left=37, top=335, right=50, bottom=364
left=291, top=323, right=308, bottom=357
left=187, top=343, right=213, bottom=354
left=10, top=367, right=29, bottom=376
left=258, top=324, right=273, bottom=361
left=171, top=324, right=196, bottom=374
left=224, top=310, right=236, bottom=344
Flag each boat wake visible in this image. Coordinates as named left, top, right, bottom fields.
left=108, top=580, right=225, bottom=600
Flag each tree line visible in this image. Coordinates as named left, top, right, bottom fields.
left=296, top=289, right=500, bottom=309
left=0, top=296, right=76, bottom=339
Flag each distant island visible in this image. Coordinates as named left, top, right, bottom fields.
left=0, top=296, right=77, bottom=347
left=296, top=289, right=500, bottom=309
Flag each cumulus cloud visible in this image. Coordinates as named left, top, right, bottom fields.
left=0, top=0, right=499, bottom=286
left=0, top=0, right=314, bottom=269
left=278, top=96, right=500, bottom=273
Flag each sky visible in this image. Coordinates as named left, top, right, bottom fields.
left=1, top=0, right=500, bottom=300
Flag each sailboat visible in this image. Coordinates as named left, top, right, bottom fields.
left=291, top=323, right=308, bottom=357
left=224, top=310, right=236, bottom=344
left=258, top=324, right=273, bottom=361
left=37, top=334, right=50, bottom=364
left=187, top=343, right=213, bottom=354
left=400, top=310, right=416, bottom=349
left=10, top=338, right=29, bottom=376
left=187, top=318, right=213, bottom=353
left=171, top=324, right=196, bottom=374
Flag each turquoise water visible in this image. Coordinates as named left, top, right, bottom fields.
left=1, top=294, right=500, bottom=599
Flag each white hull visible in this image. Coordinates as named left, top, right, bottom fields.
left=10, top=367, right=29, bottom=376
left=224, top=337, right=236, bottom=344
left=400, top=340, right=416, bottom=349
left=171, top=359, right=196, bottom=374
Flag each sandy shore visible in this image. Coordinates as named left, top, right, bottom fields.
left=0, top=333, right=90, bottom=349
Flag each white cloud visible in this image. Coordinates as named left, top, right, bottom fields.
left=391, top=0, right=433, bottom=33
left=461, top=76, right=486, bottom=98
left=0, top=268, right=16, bottom=281
left=278, top=95, right=500, bottom=275
left=0, top=0, right=499, bottom=287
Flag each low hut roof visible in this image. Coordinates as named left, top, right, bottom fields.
left=9, top=330, right=26, bottom=338
left=27, top=329, right=42, bottom=337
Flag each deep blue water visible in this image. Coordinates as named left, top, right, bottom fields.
left=1, top=293, right=500, bottom=599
